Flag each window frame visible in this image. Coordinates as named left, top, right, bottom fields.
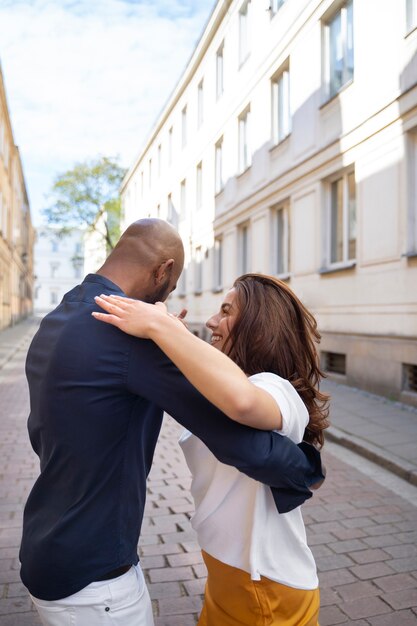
left=238, top=106, right=251, bottom=174
left=212, top=237, right=223, bottom=292
left=181, top=106, right=187, bottom=149
left=239, top=0, right=251, bottom=67
left=271, top=62, right=291, bottom=145
left=194, top=246, right=203, bottom=295
left=407, top=131, right=417, bottom=256
left=197, top=79, right=204, bottom=127
left=216, top=42, right=224, bottom=100
left=238, top=222, right=251, bottom=274
left=406, top=0, right=417, bottom=32
left=215, top=137, right=224, bottom=195
left=323, top=0, right=354, bottom=101
left=271, top=202, right=290, bottom=278
left=322, top=168, right=357, bottom=272
left=196, top=161, right=203, bottom=210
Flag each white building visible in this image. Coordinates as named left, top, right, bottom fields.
left=121, top=0, right=417, bottom=406
left=34, top=227, right=106, bottom=313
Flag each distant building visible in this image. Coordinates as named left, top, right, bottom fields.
left=34, top=226, right=106, bottom=314
left=0, top=61, right=34, bottom=329
left=121, top=0, right=417, bottom=407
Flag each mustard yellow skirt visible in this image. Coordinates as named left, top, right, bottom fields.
left=198, top=551, right=320, bottom=626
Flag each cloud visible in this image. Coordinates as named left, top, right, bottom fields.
left=0, top=0, right=214, bottom=223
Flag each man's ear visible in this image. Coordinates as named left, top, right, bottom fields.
left=154, top=259, right=174, bottom=284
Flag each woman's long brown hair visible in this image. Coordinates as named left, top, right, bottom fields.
left=223, top=274, right=329, bottom=448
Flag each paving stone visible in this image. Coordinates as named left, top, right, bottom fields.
left=338, top=596, right=392, bottom=619
left=368, top=610, right=417, bottom=625
left=329, top=539, right=368, bottom=554
left=350, top=548, right=390, bottom=564
left=316, top=554, right=355, bottom=571
left=374, top=573, right=417, bottom=593
left=384, top=589, right=417, bottom=610
left=147, top=582, right=183, bottom=600
left=148, top=566, right=195, bottom=583
left=349, top=562, right=395, bottom=580
left=319, top=604, right=349, bottom=625
left=335, top=580, right=381, bottom=602
left=158, top=595, right=203, bottom=616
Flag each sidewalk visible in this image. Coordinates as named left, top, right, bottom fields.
left=0, top=318, right=41, bottom=370
left=323, top=379, right=417, bottom=487
left=0, top=319, right=416, bottom=625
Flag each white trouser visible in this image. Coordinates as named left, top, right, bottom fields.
left=30, top=564, right=154, bottom=626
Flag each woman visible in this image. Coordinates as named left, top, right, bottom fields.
left=93, top=274, right=329, bottom=626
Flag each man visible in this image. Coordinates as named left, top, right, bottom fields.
left=21, top=219, right=324, bottom=625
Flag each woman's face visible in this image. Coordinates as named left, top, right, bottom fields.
left=206, top=288, right=239, bottom=352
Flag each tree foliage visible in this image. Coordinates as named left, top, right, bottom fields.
left=43, top=156, right=127, bottom=251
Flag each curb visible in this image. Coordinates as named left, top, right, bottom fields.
left=326, top=426, right=417, bottom=487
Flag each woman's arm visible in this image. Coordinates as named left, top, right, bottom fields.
left=92, top=294, right=282, bottom=430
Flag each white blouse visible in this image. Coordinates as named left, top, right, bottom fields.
left=179, top=372, right=318, bottom=590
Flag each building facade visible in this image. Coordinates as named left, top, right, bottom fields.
left=121, top=0, right=417, bottom=406
left=34, top=226, right=106, bottom=314
left=0, top=62, right=34, bottom=330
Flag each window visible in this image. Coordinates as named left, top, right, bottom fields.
left=168, top=127, right=173, bottom=164
left=325, top=1, right=354, bottom=99
left=270, top=0, right=287, bottom=14
left=51, top=239, right=59, bottom=253
left=271, top=203, right=290, bottom=276
left=198, top=80, right=204, bottom=127
left=180, top=179, right=186, bottom=219
left=50, top=262, right=60, bottom=278
left=167, top=193, right=178, bottom=228
left=50, top=290, right=59, bottom=305
left=238, top=223, right=250, bottom=274
left=181, top=106, right=187, bottom=148
left=407, top=0, right=417, bottom=31
left=216, top=42, right=224, bottom=99
left=238, top=107, right=251, bottom=173
left=239, top=1, right=250, bottom=65
left=178, top=267, right=187, bottom=297
left=408, top=131, right=417, bottom=254
left=271, top=64, right=291, bottom=144
left=141, top=171, right=144, bottom=197
left=322, top=351, right=346, bottom=375
left=215, top=137, right=224, bottom=194
left=157, top=144, right=162, bottom=177
left=148, top=158, right=152, bottom=188
left=213, top=237, right=223, bottom=291
left=196, top=162, right=203, bottom=209
left=403, top=363, right=417, bottom=393
left=194, top=246, right=203, bottom=294
left=327, top=170, right=356, bottom=266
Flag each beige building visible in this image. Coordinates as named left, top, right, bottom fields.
left=0, top=61, right=34, bottom=330
left=121, top=0, right=417, bottom=406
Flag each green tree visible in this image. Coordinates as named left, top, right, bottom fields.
left=43, top=156, right=127, bottom=251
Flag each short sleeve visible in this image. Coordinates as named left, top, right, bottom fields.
left=249, top=373, right=309, bottom=443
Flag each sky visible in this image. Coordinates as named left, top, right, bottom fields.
left=0, top=0, right=215, bottom=225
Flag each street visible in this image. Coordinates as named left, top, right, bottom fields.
left=0, top=324, right=416, bottom=625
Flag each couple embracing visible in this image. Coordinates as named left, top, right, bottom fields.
left=21, top=219, right=328, bottom=626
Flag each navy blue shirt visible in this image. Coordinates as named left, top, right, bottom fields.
left=20, top=274, right=323, bottom=600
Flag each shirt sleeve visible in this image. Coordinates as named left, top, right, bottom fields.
left=249, top=373, right=309, bottom=443
left=125, top=337, right=325, bottom=513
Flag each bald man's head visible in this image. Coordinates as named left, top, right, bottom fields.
left=97, top=218, right=184, bottom=302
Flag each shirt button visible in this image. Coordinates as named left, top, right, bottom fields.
left=105, top=607, right=110, bottom=612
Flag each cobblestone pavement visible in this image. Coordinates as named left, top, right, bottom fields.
left=0, top=321, right=416, bottom=625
